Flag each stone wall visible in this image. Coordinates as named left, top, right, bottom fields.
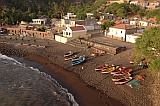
left=81, top=39, right=126, bottom=55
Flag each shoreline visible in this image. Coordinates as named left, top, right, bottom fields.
left=24, top=54, right=125, bottom=106
left=0, top=42, right=125, bottom=106
left=0, top=40, right=159, bottom=106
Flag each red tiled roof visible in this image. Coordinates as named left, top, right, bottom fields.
left=7, top=27, right=26, bottom=30
left=115, top=21, right=121, bottom=25
left=145, top=25, right=154, bottom=29
left=99, top=20, right=108, bottom=22
left=70, top=26, right=86, bottom=31
left=148, top=18, right=156, bottom=22
left=111, top=24, right=135, bottom=30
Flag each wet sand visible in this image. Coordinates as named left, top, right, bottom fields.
left=24, top=54, right=124, bottom=106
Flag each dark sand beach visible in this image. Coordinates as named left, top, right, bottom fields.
left=24, top=54, right=124, bottom=106
left=0, top=38, right=160, bottom=106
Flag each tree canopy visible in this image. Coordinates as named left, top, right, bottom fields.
left=37, top=26, right=46, bottom=32
left=101, top=21, right=115, bottom=32
left=146, top=8, right=160, bottom=23
left=116, top=7, right=127, bottom=18
left=138, top=9, right=147, bottom=18
left=134, top=26, right=160, bottom=72
left=104, top=2, right=139, bottom=15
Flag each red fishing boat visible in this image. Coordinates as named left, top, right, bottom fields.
left=112, top=69, right=132, bottom=76
left=112, top=73, right=131, bottom=82
left=111, top=67, right=126, bottom=75
left=114, top=77, right=132, bottom=85
left=95, top=64, right=109, bottom=71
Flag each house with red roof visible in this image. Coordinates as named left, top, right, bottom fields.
left=55, top=26, right=87, bottom=43
left=107, top=24, right=137, bottom=41
left=63, top=26, right=87, bottom=38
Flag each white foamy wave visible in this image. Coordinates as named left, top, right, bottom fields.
left=0, top=53, right=79, bottom=106
left=29, top=66, right=79, bottom=106
left=0, top=53, right=24, bottom=67
left=67, top=93, right=79, bottom=106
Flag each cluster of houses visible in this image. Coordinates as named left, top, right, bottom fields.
left=0, top=0, right=160, bottom=44
left=109, top=0, right=160, bottom=10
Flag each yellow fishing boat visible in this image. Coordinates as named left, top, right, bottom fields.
left=101, top=66, right=119, bottom=74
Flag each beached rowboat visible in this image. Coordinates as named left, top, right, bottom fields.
left=112, top=69, right=132, bottom=76
left=110, top=67, right=125, bottom=75
left=64, top=55, right=77, bottom=61
left=71, top=56, right=85, bottom=66
left=112, top=73, right=131, bottom=82
left=101, top=66, right=119, bottom=74
left=95, top=64, right=109, bottom=71
left=114, top=77, right=132, bottom=85
left=72, top=56, right=83, bottom=62
left=64, top=51, right=73, bottom=57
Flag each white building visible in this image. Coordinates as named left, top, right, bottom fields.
left=32, top=19, right=47, bottom=25
left=55, top=26, right=87, bottom=43
left=107, top=24, right=136, bottom=41
left=63, top=26, right=87, bottom=38
left=86, top=13, right=93, bottom=18
left=130, top=20, right=149, bottom=27
left=63, top=13, right=76, bottom=19
left=126, top=33, right=141, bottom=43
left=130, top=1, right=139, bottom=5
left=120, top=18, right=129, bottom=24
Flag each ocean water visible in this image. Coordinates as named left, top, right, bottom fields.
left=0, top=53, right=79, bottom=106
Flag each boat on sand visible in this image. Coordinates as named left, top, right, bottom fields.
left=64, top=55, right=77, bottom=61
left=111, top=67, right=126, bottom=75
left=95, top=64, right=109, bottom=71
left=72, top=56, right=85, bottom=66
left=112, top=73, right=131, bottom=82
left=64, top=51, right=73, bottom=57
left=112, top=69, right=132, bottom=76
left=114, top=77, right=132, bottom=85
left=101, top=66, right=119, bottom=74
left=72, top=56, right=83, bottom=62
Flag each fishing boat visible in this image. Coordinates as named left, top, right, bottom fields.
left=72, top=56, right=83, bottom=62
left=112, top=69, right=132, bottom=76
left=101, top=66, right=119, bottom=74
left=112, top=73, right=131, bottom=82
left=64, top=51, right=73, bottom=57
left=122, top=69, right=132, bottom=73
left=111, top=67, right=125, bottom=75
left=114, top=77, right=132, bottom=85
left=71, top=56, right=85, bottom=66
left=95, top=64, right=109, bottom=71
left=64, top=55, right=77, bottom=61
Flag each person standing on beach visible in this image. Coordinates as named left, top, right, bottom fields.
left=138, top=61, right=143, bottom=69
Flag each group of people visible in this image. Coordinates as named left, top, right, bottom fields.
left=138, top=61, right=149, bottom=69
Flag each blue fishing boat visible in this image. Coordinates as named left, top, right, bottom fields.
left=71, top=56, right=85, bottom=66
